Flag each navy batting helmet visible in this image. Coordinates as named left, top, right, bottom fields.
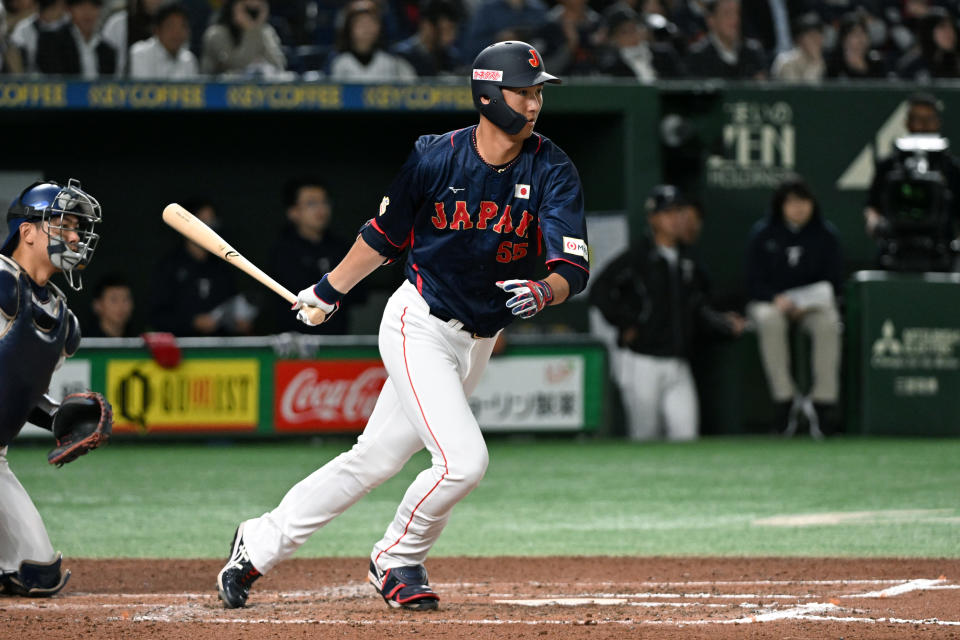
left=471, top=41, right=561, bottom=135
left=3, top=179, right=102, bottom=290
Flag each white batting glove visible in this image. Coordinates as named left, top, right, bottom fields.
left=496, top=279, right=554, bottom=319
left=293, top=275, right=342, bottom=326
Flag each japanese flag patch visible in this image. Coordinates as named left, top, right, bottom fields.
left=515, top=184, right=531, bottom=199
left=562, top=236, right=588, bottom=259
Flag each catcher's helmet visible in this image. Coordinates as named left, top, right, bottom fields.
left=471, top=41, right=561, bottom=135
left=2, top=179, right=102, bottom=290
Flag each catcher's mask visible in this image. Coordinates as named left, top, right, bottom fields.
left=3, top=179, right=102, bottom=291
left=471, top=41, right=561, bottom=135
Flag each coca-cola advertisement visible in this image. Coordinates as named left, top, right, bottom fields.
left=274, top=360, right=388, bottom=432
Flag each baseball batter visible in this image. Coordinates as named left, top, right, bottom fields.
left=0, top=180, right=111, bottom=597
left=217, top=41, right=590, bottom=611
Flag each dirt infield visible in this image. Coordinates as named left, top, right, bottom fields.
left=2, top=557, right=959, bottom=639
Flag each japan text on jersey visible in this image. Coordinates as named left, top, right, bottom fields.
left=361, top=126, right=589, bottom=337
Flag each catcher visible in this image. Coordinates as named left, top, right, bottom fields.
left=0, top=180, right=112, bottom=597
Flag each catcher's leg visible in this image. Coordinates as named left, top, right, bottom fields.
left=0, top=447, right=69, bottom=596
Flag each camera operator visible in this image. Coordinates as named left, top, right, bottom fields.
left=864, top=92, right=960, bottom=271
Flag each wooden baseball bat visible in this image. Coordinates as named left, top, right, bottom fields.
left=162, top=203, right=326, bottom=326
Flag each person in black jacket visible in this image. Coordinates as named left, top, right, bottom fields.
left=684, top=0, right=766, bottom=79
left=590, top=185, right=744, bottom=440
left=268, top=178, right=356, bottom=334
left=596, top=5, right=685, bottom=80
left=745, top=175, right=843, bottom=436
left=35, top=0, right=116, bottom=77
left=151, top=199, right=256, bottom=336
left=864, top=92, right=960, bottom=271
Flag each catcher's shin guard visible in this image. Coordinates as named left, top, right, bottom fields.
left=0, top=553, right=70, bottom=597
left=368, top=561, right=439, bottom=611
left=217, top=523, right=261, bottom=608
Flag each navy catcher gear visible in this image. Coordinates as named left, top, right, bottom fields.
left=471, top=41, right=560, bottom=135
left=3, top=179, right=102, bottom=291
left=47, top=392, right=113, bottom=467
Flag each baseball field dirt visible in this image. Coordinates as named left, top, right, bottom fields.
left=3, top=557, right=958, bottom=639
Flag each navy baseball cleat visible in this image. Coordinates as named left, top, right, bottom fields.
left=217, top=522, right=261, bottom=609
left=368, top=561, right=439, bottom=611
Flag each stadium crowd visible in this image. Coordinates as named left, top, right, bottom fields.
left=3, top=0, right=960, bottom=81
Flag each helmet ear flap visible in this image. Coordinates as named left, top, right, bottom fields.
left=472, top=81, right=528, bottom=135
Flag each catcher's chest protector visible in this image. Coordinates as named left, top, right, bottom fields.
left=0, top=255, right=71, bottom=445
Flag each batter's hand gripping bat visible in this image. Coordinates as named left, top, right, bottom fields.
left=162, top=203, right=326, bottom=326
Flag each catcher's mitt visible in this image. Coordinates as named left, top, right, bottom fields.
left=47, top=392, right=113, bottom=467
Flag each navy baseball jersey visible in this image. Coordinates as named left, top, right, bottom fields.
left=0, top=255, right=80, bottom=446
left=361, top=126, right=589, bottom=336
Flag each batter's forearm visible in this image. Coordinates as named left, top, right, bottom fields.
left=544, top=272, right=570, bottom=305
left=326, top=236, right=392, bottom=294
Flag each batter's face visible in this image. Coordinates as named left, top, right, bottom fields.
left=501, top=85, right=544, bottom=136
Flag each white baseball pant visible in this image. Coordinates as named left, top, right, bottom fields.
left=243, top=280, right=497, bottom=573
left=0, top=446, right=57, bottom=572
left=613, top=350, right=698, bottom=441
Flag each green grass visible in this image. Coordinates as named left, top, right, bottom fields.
left=7, top=436, right=959, bottom=558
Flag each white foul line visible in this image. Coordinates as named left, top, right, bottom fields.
left=844, top=579, right=948, bottom=598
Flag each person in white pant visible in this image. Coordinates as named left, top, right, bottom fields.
left=745, top=175, right=844, bottom=435
left=590, top=185, right=744, bottom=441
left=215, top=41, right=590, bottom=611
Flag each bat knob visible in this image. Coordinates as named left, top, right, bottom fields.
left=297, top=305, right=328, bottom=327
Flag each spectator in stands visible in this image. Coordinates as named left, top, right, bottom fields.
left=129, top=1, right=198, bottom=78
left=200, top=0, right=285, bottom=77
left=745, top=175, right=843, bottom=436
left=590, top=185, right=744, bottom=441
left=595, top=5, right=685, bottom=80
left=8, top=0, right=68, bottom=73
left=669, top=0, right=708, bottom=47
left=151, top=199, right=258, bottom=337
left=826, top=11, right=889, bottom=80
left=531, top=0, right=603, bottom=76
left=740, top=0, right=795, bottom=57
left=684, top=0, right=767, bottom=79
left=35, top=0, right=116, bottom=77
left=269, top=178, right=355, bottom=334
left=328, top=0, right=416, bottom=81
left=128, top=0, right=164, bottom=46
left=2, top=0, right=34, bottom=72
left=771, top=12, right=824, bottom=82
left=389, top=0, right=462, bottom=76
left=463, top=0, right=548, bottom=60
left=85, top=273, right=136, bottom=338
left=896, top=7, right=960, bottom=80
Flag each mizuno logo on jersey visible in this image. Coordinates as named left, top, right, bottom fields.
left=473, top=69, right=503, bottom=81
left=563, top=236, right=588, bottom=259
left=515, top=184, right=530, bottom=199
left=448, top=186, right=465, bottom=193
